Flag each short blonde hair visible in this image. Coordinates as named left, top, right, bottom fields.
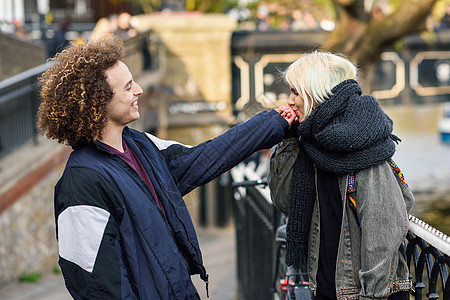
left=284, top=51, right=358, bottom=121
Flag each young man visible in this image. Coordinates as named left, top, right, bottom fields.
left=37, top=34, right=295, bottom=299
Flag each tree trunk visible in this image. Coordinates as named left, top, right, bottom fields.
left=322, top=0, right=437, bottom=91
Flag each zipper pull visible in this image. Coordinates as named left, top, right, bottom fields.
left=205, top=273, right=209, bottom=298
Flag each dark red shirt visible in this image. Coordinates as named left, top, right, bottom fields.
left=103, top=140, right=167, bottom=221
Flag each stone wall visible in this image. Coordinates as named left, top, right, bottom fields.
left=0, top=138, right=71, bottom=288
left=0, top=167, right=61, bottom=286
left=0, top=33, right=46, bottom=82
left=132, top=13, right=237, bottom=143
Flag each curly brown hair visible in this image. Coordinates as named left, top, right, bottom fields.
left=37, top=34, right=125, bottom=147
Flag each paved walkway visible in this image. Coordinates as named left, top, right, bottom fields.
left=0, top=226, right=237, bottom=300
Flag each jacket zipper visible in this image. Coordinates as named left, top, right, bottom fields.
left=134, top=140, right=209, bottom=278
left=95, top=144, right=178, bottom=298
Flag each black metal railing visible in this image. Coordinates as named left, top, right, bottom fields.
left=233, top=182, right=277, bottom=300
left=0, top=31, right=158, bottom=160
left=0, top=63, right=50, bottom=159
left=231, top=163, right=450, bottom=300
left=407, top=216, right=450, bottom=299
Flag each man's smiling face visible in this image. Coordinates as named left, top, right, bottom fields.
left=104, top=60, right=143, bottom=128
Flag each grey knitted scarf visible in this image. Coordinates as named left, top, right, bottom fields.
left=285, top=79, right=400, bottom=270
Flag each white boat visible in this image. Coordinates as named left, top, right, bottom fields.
left=438, top=102, right=450, bottom=144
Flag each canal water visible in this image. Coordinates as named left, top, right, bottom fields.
left=384, top=103, right=450, bottom=235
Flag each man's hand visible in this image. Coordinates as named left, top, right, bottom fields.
left=275, top=105, right=298, bottom=128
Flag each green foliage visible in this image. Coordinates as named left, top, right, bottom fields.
left=314, top=0, right=337, bottom=19
left=127, top=0, right=161, bottom=13
left=52, top=265, right=62, bottom=275
left=128, top=0, right=338, bottom=22
left=19, top=271, right=42, bottom=283
left=394, top=38, right=405, bottom=52
left=389, top=0, right=402, bottom=9
left=421, top=200, right=450, bottom=235
left=236, top=0, right=336, bottom=29
left=185, top=0, right=238, bottom=13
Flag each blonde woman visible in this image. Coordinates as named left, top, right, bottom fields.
left=269, top=52, right=413, bottom=300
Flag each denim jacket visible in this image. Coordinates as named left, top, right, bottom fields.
left=268, top=138, right=414, bottom=300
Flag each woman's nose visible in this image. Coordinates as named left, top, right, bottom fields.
left=287, top=96, right=295, bottom=106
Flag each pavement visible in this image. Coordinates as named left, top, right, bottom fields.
left=0, top=225, right=238, bottom=300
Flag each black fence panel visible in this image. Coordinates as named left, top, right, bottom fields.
left=0, top=63, right=50, bottom=160
left=234, top=185, right=276, bottom=300
left=407, top=216, right=450, bottom=299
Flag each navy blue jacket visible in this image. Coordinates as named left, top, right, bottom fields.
left=54, top=110, right=288, bottom=299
